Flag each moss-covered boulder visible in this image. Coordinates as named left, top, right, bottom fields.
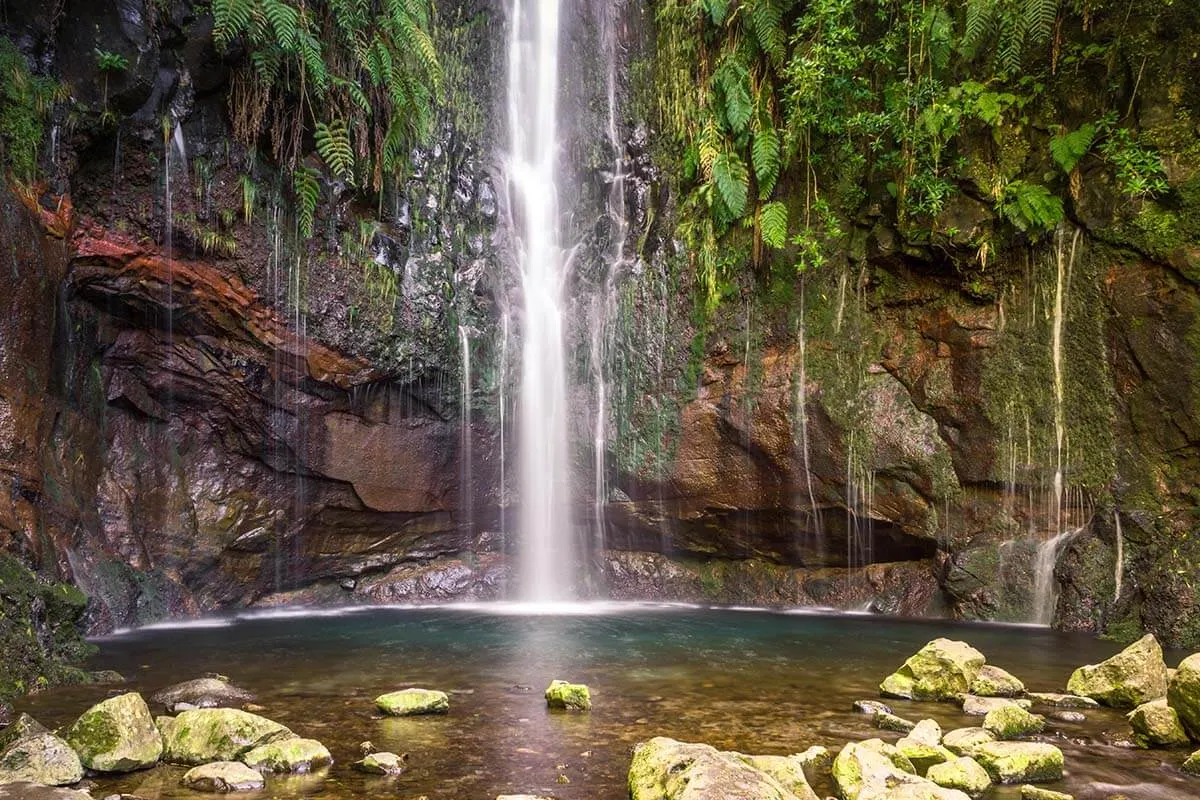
left=0, top=715, right=47, bottom=751
left=1018, top=787, right=1073, bottom=800
left=880, top=639, right=986, bottom=702
left=159, top=708, right=294, bottom=765
left=971, top=741, right=1064, bottom=783
left=896, top=737, right=955, bottom=775
left=241, top=738, right=331, bottom=773
left=982, top=705, right=1045, bottom=739
left=544, top=680, right=591, bottom=710
left=1066, top=634, right=1168, bottom=708
left=1024, top=693, right=1098, bottom=709
left=736, top=755, right=820, bottom=800
left=64, top=692, right=162, bottom=772
left=1182, top=749, right=1200, bottom=775
left=1126, top=698, right=1190, bottom=747
left=374, top=688, right=449, bottom=716
left=0, top=733, right=84, bottom=785
left=876, top=712, right=918, bottom=733
left=353, top=752, right=406, bottom=775
left=628, top=737, right=815, bottom=800
left=181, top=761, right=265, bottom=792
left=969, top=666, right=1025, bottom=698
left=1167, top=652, right=1200, bottom=740
left=926, top=756, right=991, bottom=797
left=962, top=696, right=1031, bottom=716
left=942, top=728, right=995, bottom=757
left=831, top=739, right=917, bottom=800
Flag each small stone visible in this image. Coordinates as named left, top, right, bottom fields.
left=927, top=756, right=992, bottom=797
left=241, top=738, right=332, bottom=773
left=1066, top=634, right=1169, bottom=708
left=962, top=696, right=1032, bottom=716
left=151, top=678, right=255, bottom=709
left=1019, top=785, right=1074, bottom=800
left=972, top=741, right=1064, bottom=783
left=1127, top=698, right=1190, bottom=748
left=88, top=670, right=127, bottom=685
left=339, top=578, right=356, bottom=590
left=1025, top=693, right=1099, bottom=709
left=544, top=680, right=591, bottom=711
left=358, top=741, right=374, bottom=755
left=876, top=712, right=918, bottom=733
left=942, top=728, right=995, bottom=757
left=983, top=705, right=1045, bottom=739
left=375, top=688, right=449, bottom=716
left=181, top=761, right=265, bottom=792
left=0, top=702, right=11, bottom=728
left=1048, top=711, right=1086, bottom=723
left=970, top=665, right=1025, bottom=698
left=354, top=752, right=406, bottom=775
left=854, top=700, right=892, bottom=715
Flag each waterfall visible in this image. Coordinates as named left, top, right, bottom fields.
left=1032, top=527, right=1078, bottom=625
left=459, top=325, right=474, bottom=538
left=1113, top=510, right=1123, bottom=603
left=507, top=0, right=573, bottom=601
left=1050, top=225, right=1080, bottom=534
left=795, top=281, right=822, bottom=553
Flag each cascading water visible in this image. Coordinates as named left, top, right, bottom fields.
left=1032, top=527, right=1080, bottom=625
left=506, top=0, right=573, bottom=601
left=459, top=325, right=474, bottom=537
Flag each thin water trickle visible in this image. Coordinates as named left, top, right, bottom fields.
left=1032, top=527, right=1080, bottom=625
left=1114, top=510, right=1124, bottom=603
left=459, top=325, right=474, bottom=538
left=507, top=0, right=573, bottom=601
left=794, top=281, right=822, bottom=556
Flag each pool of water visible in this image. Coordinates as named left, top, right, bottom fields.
left=16, top=604, right=1198, bottom=799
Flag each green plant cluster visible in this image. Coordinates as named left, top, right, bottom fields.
left=0, top=37, right=63, bottom=182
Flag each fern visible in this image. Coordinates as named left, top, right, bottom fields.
left=746, top=0, right=787, bottom=68
left=999, top=180, right=1063, bottom=234
left=1049, top=123, right=1096, bottom=174
left=315, top=119, right=355, bottom=182
left=213, top=0, right=254, bottom=49
left=240, top=174, right=256, bottom=224
left=293, top=166, right=321, bottom=239
left=714, top=58, right=752, bottom=135
left=712, top=151, right=749, bottom=218
left=759, top=201, right=788, bottom=249
left=1023, top=0, right=1058, bottom=44
left=260, top=0, right=299, bottom=50
left=751, top=127, right=781, bottom=199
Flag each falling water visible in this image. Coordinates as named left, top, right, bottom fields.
left=795, top=282, right=822, bottom=547
left=499, top=313, right=509, bottom=546
left=1114, top=510, right=1124, bottom=603
left=459, top=325, right=474, bottom=538
left=1050, top=226, right=1080, bottom=534
left=1032, top=527, right=1079, bottom=625
left=507, top=0, right=573, bottom=601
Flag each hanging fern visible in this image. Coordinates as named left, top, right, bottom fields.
left=1049, top=123, right=1096, bottom=174
left=751, top=126, right=781, bottom=199
left=315, top=119, right=355, bottom=182
left=293, top=166, right=321, bottom=239
left=712, top=151, right=750, bottom=218
left=759, top=201, right=788, bottom=249
left=962, top=0, right=1061, bottom=76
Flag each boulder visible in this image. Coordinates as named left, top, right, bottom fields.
left=1167, top=653, right=1200, bottom=740
left=628, top=737, right=814, bottom=800
left=941, top=729, right=994, bottom=757
left=0, top=716, right=48, bottom=751
left=181, top=761, right=265, bottom=792
left=831, top=739, right=918, bottom=800
left=64, top=692, right=163, bottom=772
left=353, top=752, right=406, bottom=775
left=240, top=738, right=331, bottom=773
left=969, top=666, right=1024, bottom=698
left=1127, top=698, right=1190, bottom=748
left=1065, top=634, right=1168, bottom=708
left=0, top=733, right=84, bottom=786
left=1183, top=749, right=1200, bottom=775
left=907, top=720, right=943, bottom=747
left=1018, top=787, right=1073, bottom=800
left=982, top=705, right=1045, bottom=739
left=1024, top=693, right=1098, bottom=709
left=962, top=696, right=1031, bottom=716
left=791, top=746, right=832, bottom=788
left=926, top=757, right=991, bottom=797
left=374, top=688, right=449, bottom=716
left=859, top=786, right=971, bottom=800
left=971, top=742, right=1064, bottom=783
left=876, top=713, right=917, bottom=733
left=880, top=640, right=986, bottom=702
left=159, top=708, right=294, bottom=765
left=895, top=737, right=954, bottom=775
left=150, top=678, right=255, bottom=710
left=544, top=681, right=591, bottom=711
left=737, top=755, right=821, bottom=800
left=0, top=783, right=94, bottom=800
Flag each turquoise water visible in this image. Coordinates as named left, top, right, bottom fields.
left=17, top=604, right=1198, bottom=799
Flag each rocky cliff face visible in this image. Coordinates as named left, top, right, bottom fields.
left=0, top=0, right=1197, bottom=693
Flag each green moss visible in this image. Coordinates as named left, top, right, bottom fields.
left=0, top=37, right=59, bottom=181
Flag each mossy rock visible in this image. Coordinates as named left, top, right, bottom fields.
left=971, top=741, right=1064, bottom=784
left=241, top=737, right=331, bottom=773
left=0, top=714, right=47, bottom=751
left=1019, top=786, right=1073, bottom=800
left=159, top=708, right=294, bottom=765
left=831, top=739, right=917, bottom=800
left=942, top=728, right=995, bottom=757
left=927, top=756, right=992, bottom=797
left=962, top=696, right=1032, bottom=716
left=1182, top=749, right=1200, bottom=775
left=880, top=639, right=986, bottom=702
left=374, top=688, right=449, bottom=716
left=970, top=665, right=1025, bottom=698
left=982, top=705, right=1045, bottom=739
left=1167, top=652, right=1200, bottom=740
left=876, top=712, right=918, bottom=733
left=1126, top=698, right=1190, bottom=748
left=1066, top=634, right=1168, bottom=708
left=628, top=737, right=809, bottom=800
left=0, top=733, right=83, bottom=786
left=544, top=680, right=591, bottom=711
left=65, top=691, right=162, bottom=772
left=0, top=783, right=95, bottom=800
left=736, top=754, right=820, bottom=800
left=1024, top=693, right=1098, bottom=709
left=353, top=751, right=405, bottom=775
left=181, top=761, right=265, bottom=792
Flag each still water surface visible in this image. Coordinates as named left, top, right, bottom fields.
left=18, top=604, right=1199, bottom=799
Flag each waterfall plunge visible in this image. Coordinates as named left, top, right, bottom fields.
left=507, top=0, right=573, bottom=602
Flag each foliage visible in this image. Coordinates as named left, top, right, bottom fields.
left=213, top=0, right=442, bottom=233
left=93, top=49, right=129, bottom=73
left=962, top=0, right=1061, bottom=77
left=1050, top=122, right=1096, bottom=174
left=292, top=165, right=320, bottom=239
left=999, top=180, right=1064, bottom=233
left=0, top=37, right=62, bottom=181
left=1099, top=126, right=1168, bottom=199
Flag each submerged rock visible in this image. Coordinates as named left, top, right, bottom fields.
left=181, top=761, right=265, bottom=792
left=544, top=681, right=591, bottom=711
left=1127, top=698, right=1190, bottom=748
left=240, top=738, right=331, bottom=773
left=159, top=708, right=293, bottom=765
left=969, top=666, right=1025, bottom=698
left=1167, top=652, right=1200, bottom=740
left=971, top=741, right=1064, bottom=783
left=941, top=729, right=995, bottom=757
left=374, top=688, right=449, bottom=716
left=926, top=756, right=991, bottom=797
left=65, top=692, right=162, bottom=772
left=1066, top=634, right=1168, bottom=708
left=1018, top=786, right=1073, bottom=800
left=982, top=705, right=1045, bottom=739
left=880, top=639, right=986, bottom=702
left=876, top=712, right=918, bottom=733
left=353, top=752, right=406, bottom=775
left=1024, top=693, right=1098, bottom=709
left=962, top=696, right=1032, bottom=716
left=629, top=737, right=817, bottom=800
left=0, top=783, right=94, bottom=800
left=1047, top=711, right=1086, bottom=723
left=150, top=678, right=255, bottom=710
left=0, top=733, right=84, bottom=786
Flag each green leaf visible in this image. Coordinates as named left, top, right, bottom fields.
left=293, top=166, right=321, bottom=239
left=1049, top=123, right=1096, bottom=173
left=712, top=151, right=749, bottom=218
left=751, top=128, right=781, bottom=199
left=315, top=119, right=355, bottom=182
left=1000, top=180, right=1063, bottom=233
left=760, top=201, right=788, bottom=249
